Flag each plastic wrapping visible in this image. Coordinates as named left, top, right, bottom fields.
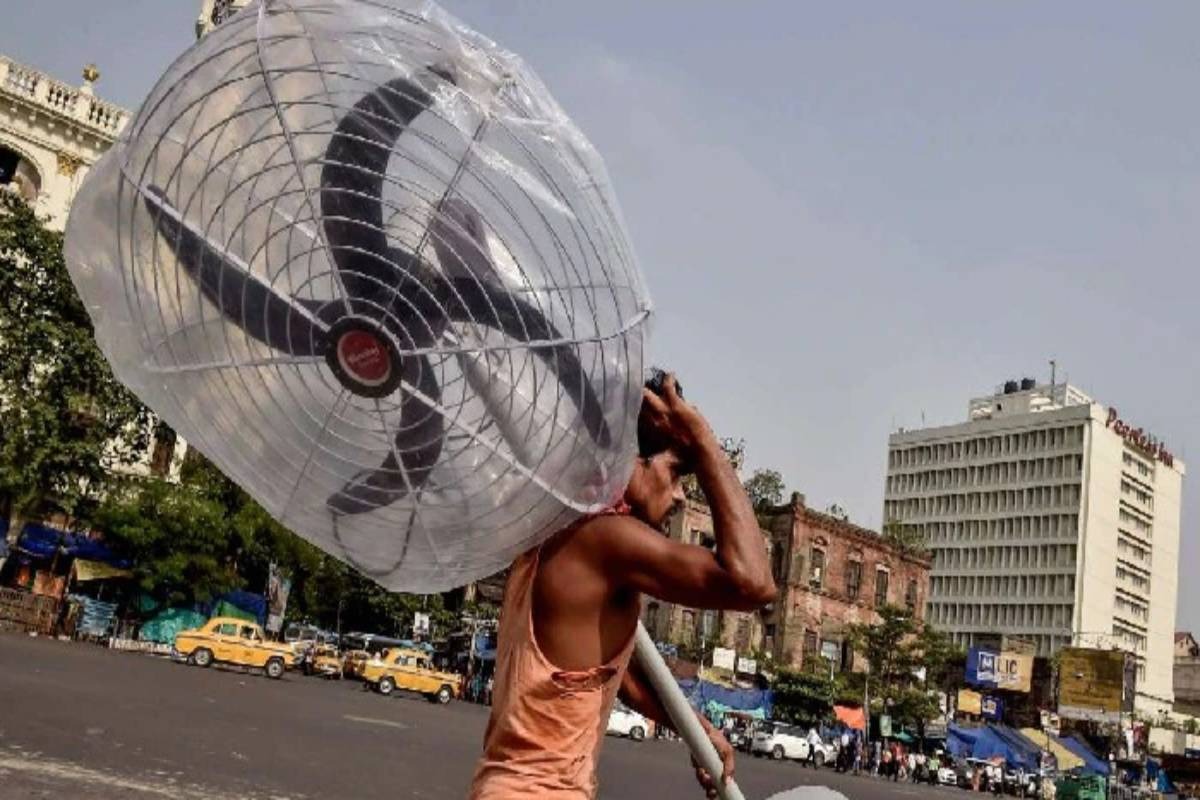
left=65, top=0, right=651, bottom=592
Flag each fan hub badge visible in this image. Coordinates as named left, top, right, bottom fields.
left=325, top=318, right=404, bottom=398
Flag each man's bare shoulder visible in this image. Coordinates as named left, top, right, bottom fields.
left=558, top=512, right=671, bottom=569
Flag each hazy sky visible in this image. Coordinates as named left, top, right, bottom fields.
left=4, top=2, right=1197, bottom=629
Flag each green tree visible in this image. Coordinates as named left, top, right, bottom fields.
left=743, top=468, right=787, bottom=511
left=0, top=194, right=151, bottom=536
left=772, top=665, right=838, bottom=726
left=882, top=517, right=928, bottom=557
left=846, top=606, right=962, bottom=745
left=93, top=477, right=238, bottom=606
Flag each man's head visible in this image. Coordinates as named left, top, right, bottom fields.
left=624, top=369, right=689, bottom=529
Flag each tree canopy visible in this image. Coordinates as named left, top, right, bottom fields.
left=0, top=194, right=151, bottom=531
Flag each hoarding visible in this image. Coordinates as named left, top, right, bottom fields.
left=981, top=695, right=1004, bottom=721
left=265, top=562, right=291, bottom=634
left=737, top=657, right=758, bottom=675
left=966, top=646, right=1033, bottom=693
left=711, top=647, right=736, bottom=671
left=1058, top=647, right=1125, bottom=723
left=957, top=688, right=983, bottom=715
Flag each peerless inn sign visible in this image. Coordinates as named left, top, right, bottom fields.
left=1106, top=408, right=1175, bottom=468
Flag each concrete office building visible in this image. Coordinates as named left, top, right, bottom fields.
left=884, top=379, right=1185, bottom=716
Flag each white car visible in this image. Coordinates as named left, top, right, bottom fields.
left=606, top=705, right=650, bottom=742
left=750, top=723, right=832, bottom=765
left=937, top=764, right=958, bottom=785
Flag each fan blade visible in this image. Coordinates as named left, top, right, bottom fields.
left=141, top=186, right=331, bottom=356
left=437, top=278, right=612, bottom=449
left=320, top=74, right=443, bottom=297
left=428, top=196, right=497, bottom=282
left=326, top=355, right=444, bottom=515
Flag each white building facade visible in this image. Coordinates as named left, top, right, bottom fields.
left=0, top=58, right=128, bottom=230
left=884, top=380, right=1185, bottom=716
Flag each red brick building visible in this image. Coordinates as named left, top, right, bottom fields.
left=760, top=494, right=932, bottom=672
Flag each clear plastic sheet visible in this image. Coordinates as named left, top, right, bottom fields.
left=65, top=0, right=651, bottom=592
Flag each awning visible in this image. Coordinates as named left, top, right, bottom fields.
left=1020, top=728, right=1084, bottom=771
left=834, top=704, right=866, bottom=731
left=72, top=559, right=133, bottom=582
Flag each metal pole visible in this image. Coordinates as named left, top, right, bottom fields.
left=635, top=622, right=746, bottom=800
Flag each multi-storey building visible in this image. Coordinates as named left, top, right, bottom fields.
left=884, top=379, right=1185, bottom=715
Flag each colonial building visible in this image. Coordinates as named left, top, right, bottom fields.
left=0, top=57, right=128, bottom=230
left=197, top=0, right=253, bottom=39
left=640, top=495, right=932, bottom=677
left=760, top=494, right=932, bottom=672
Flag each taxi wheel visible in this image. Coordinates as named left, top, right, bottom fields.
left=192, top=648, right=213, bottom=668
left=265, top=658, right=285, bottom=680
left=630, top=726, right=646, bottom=742
left=435, top=685, right=453, bottom=705
left=377, top=677, right=395, bottom=695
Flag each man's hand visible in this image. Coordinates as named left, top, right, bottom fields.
left=640, top=373, right=716, bottom=461
left=691, top=712, right=735, bottom=799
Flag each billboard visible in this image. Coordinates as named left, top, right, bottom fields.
left=981, top=695, right=1004, bottom=721
left=737, top=657, right=758, bottom=675
left=1058, top=647, right=1126, bottom=723
left=265, top=562, right=291, bottom=634
left=957, top=688, right=983, bottom=715
left=711, top=647, right=736, bottom=671
left=966, top=646, right=1033, bottom=693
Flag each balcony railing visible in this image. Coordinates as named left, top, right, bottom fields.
left=0, top=56, right=128, bottom=140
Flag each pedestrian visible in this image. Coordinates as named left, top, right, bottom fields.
left=838, top=731, right=850, bottom=772
left=871, top=740, right=882, bottom=776
left=908, top=751, right=918, bottom=782
left=485, top=675, right=494, bottom=706
left=852, top=734, right=863, bottom=776
left=468, top=373, right=776, bottom=800
left=806, top=727, right=822, bottom=769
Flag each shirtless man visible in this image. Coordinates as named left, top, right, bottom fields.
left=470, top=374, right=777, bottom=799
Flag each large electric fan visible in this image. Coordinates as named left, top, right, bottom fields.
left=65, top=0, right=650, bottom=593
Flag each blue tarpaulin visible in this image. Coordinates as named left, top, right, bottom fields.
left=16, top=524, right=130, bottom=567
left=677, top=679, right=773, bottom=717
left=1060, top=734, right=1110, bottom=776
left=203, top=590, right=267, bottom=625
left=947, top=724, right=1040, bottom=771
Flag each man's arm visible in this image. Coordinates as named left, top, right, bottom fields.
left=619, top=659, right=734, bottom=795
left=587, top=377, right=776, bottom=610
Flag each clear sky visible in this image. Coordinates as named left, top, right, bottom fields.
left=3, top=2, right=1196, bottom=630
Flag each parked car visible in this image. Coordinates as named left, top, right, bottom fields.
left=173, top=617, right=297, bottom=679
left=359, top=647, right=460, bottom=704
left=750, top=723, right=832, bottom=765
left=606, top=704, right=650, bottom=742
left=937, top=760, right=959, bottom=786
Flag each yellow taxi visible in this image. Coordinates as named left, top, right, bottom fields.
left=360, top=647, right=460, bottom=704
left=342, top=649, right=371, bottom=679
left=310, top=644, right=343, bottom=679
left=173, top=617, right=297, bottom=679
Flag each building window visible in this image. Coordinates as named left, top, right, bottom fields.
left=771, top=542, right=787, bottom=584
left=645, top=602, right=660, bottom=639
left=905, top=579, right=918, bottom=612
left=803, top=629, right=818, bottom=658
left=846, top=560, right=863, bottom=600
left=810, top=547, right=825, bottom=590
left=875, top=568, right=890, bottom=607
left=736, top=618, right=751, bottom=651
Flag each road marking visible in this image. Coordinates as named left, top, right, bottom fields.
left=343, top=714, right=408, bottom=730
left=0, top=749, right=303, bottom=799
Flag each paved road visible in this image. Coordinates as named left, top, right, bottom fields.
left=0, top=633, right=961, bottom=799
